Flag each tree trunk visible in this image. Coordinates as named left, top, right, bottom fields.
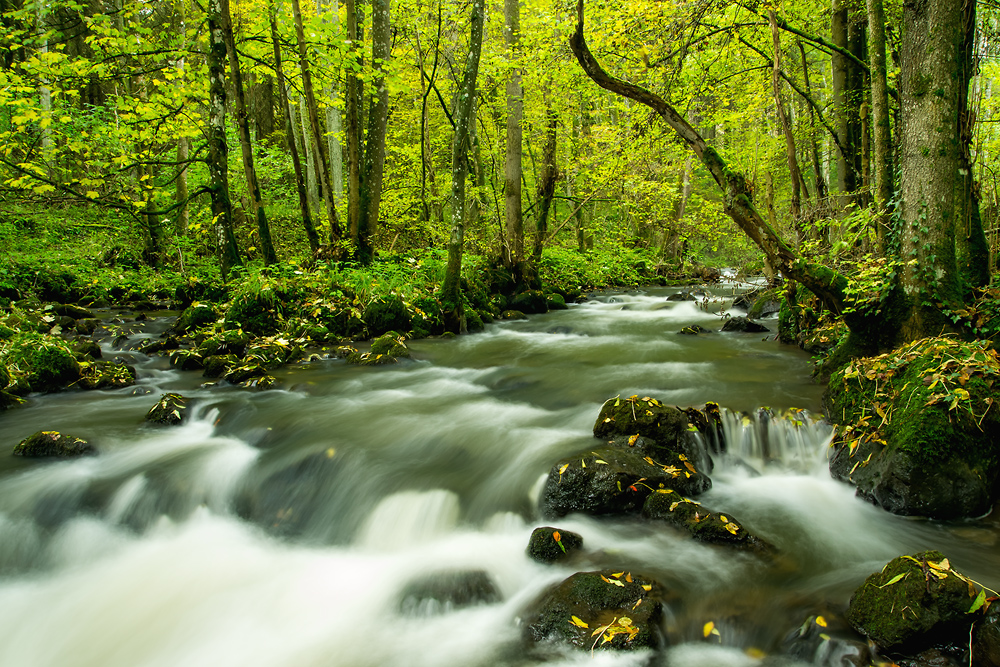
left=252, top=76, right=275, bottom=143
left=867, top=0, right=893, bottom=251
left=206, top=0, right=241, bottom=279
left=898, top=0, right=985, bottom=338
left=440, top=0, right=485, bottom=332
left=291, top=0, right=342, bottom=244
left=798, top=41, right=829, bottom=208
left=296, top=97, right=320, bottom=213
left=831, top=0, right=857, bottom=202
left=532, top=91, right=558, bottom=262
left=503, top=0, right=524, bottom=267
left=356, top=0, right=391, bottom=263
left=769, top=11, right=805, bottom=238
left=268, top=0, right=318, bottom=252
left=345, top=0, right=362, bottom=243
left=176, top=136, right=190, bottom=235
left=319, top=0, right=344, bottom=207
left=222, top=0, right=277, bottom=265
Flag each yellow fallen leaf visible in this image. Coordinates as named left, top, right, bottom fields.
left=611, top=572, right=624, bottom=578
left=628, top=434, right=640, bottom=446
left=815, top=616, right=827, bottom=628
left=625, top=572, right=632, bottom=583
left=929, top=558, right=951, bottom=571
left=719, top=515, right=729, bottom=523
left=558, top=463, right=569, bottom=475
left=724, top=522, right=739, bottom=535
left=632, top=598, right=643, bottom=610
left=703, top=621, right=720, bottom=638
left=642, top=584, right=652, bottom=592
left=569, top=615, right=589, bottom=628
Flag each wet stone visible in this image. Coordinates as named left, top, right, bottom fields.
left=527, top=526, right=584, bottom=563
left=13, top=431, right=96, bottom=458
left=398, top=570, right=501, bottom=616
left=145, top=393, right=190, bottom=425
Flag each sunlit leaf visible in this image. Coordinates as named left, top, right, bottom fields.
left=569, top=615, right=589, bottom=628
left=879, top=573, right=907, bottom=588
left=969, top=589, right=988, bottom=614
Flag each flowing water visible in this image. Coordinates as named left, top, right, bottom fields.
left=1, top=285, right=998, bottom=667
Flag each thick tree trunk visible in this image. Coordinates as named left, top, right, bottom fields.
left=898, top=0, right=985, bottom=339
left=440, top=0, right=485, bottom=332
left=252, top=76, right=275, bottom=143
left=831, top=0, right=859, bottom=202
left=175, top=136, right=190, bottom=235
left=867, top=0, right=893, bottom=250
left=503, top=0, right=524, bottom=267
left=356, top=0, right=391, bottom=263
left=206, top=0, right=241, bottom=279
left=222, top=0, right=277, bottom=265
left=268, top=0, right=318, bottom=251
left=291, top=0, right=341, bottom=244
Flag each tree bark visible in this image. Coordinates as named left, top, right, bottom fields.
left=503, top=0, right=524, bottom=267
left=440, top=0, right=485, bottom=332
left=268, top=0, right=318, bottom=251
left=345, top=0, right=362, bottom=243
left=291, top=0, right=342, bottom=244
left=769, top=11, right=806, bottom=238
left=206, top=0, right=241, bottom=279
left=355, top=0, right=391, bottom=263
left=532, top=91, right=558, bottom=261
left=898, top=0, right=986, bottom=338
left=222, top=0, right=277, bottom=265
left=867, top=0, right=893, bottom=250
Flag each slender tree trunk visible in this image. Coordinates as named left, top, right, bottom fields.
left=867, top=0, right=893, bottom=251
left=176, top=136, right=190, bottom=235
left=503, top=0, right=524, bottom=267
left=832, top=0, right=858, bottom=202
left=356, top=0, right=391, bottom=263
left=345, top=0, right=362, bottom=242
left=532, top=91, right=558, bottom=261
left=319, top=0, right=344, bottom=206
left=770, top=11, right=806, bottom=238
left=798, top=41, right=829, bottom=207
left=440, top=0, right=485, bottom=332
left=207, top=0, right=241, bottom=278
left=298, top=97, right=320, bottom=212
left=268, top=0, right=318, bottom=251
left=291, top=0, right=342, bottom=244
left=222, top=0, right=277, bottom=264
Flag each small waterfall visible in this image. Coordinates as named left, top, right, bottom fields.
left=717, top=407, right=833, bottom=474
left=355, top=490, right=461, bottom=551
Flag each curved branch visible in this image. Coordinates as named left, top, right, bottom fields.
left=569, top=0, right=849, bottom=316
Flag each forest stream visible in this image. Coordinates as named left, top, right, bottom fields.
left=1, top=283, right=999, bottom=667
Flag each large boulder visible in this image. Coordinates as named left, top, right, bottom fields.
left=23, top=341, right=82, bottom=393
left=642, top=489, right=772, bottom=554
left=527, top=526, right=584, bottom=563
left=78, top=360, right=137, bottom=390
left=169, top=302, right=217, bottom=335
left=523, top=569, right=664, bottom=651
left=540, top=445, right=710, bottom=518
left=846, top=551, right=984, bottom=653
left=827, top=337, right=1000, bottom=519
left=13, top=431, right=96, bottom=458
left=509, top=290, right=548, bottom=315
left=973, top=602, right=1000, bottom=666
left=593, top=395, right=691, bottom=458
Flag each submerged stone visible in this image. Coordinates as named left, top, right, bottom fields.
left=398, top=570, right=500, bottom=616
left=721, top=316, right=770, bottom=333
left=678, top=324, right=712, bottom=335
left=540, top=445, right=710, bottom=518
left=527, top=526, right=584, bottom=563
left=846, top=551, right=982, bottom=653
left=13, top=431, right=96, bottom=458
left=522, top=569, right=664, bottom=651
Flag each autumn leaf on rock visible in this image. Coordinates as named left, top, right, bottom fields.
left=569, top=615, right=589, bottom=629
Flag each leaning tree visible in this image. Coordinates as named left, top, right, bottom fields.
left=570, top=0, right=987, bottom=355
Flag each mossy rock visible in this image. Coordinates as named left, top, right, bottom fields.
left=509, top=290, right=548, bottom=315
left=846, top=551, right=982, bottom=652
left=75, top=318, right=101, bottom=335
left=398, top=570, right=500, bottom=616
left=593, top=395, right=692, bottom=459
left=24, top=343, right=82, bottom=393
left=666, top=290, right=697, bottom=302
left=527, top=526, right=583, bottom=563
left=745, top=288, right=783, bottom=319
left=0, top=390, right=21, bottom=411
left=169, top=349, right=204, bottom=371
left=139, top=336, right=180, bottom=355
left=362, top=295, right=411, bottom=337
left=679, top=324, right=712, bottom=335
left=13, top=430, right=95, bottom=458
left=370, top=333, right=411, bottom=358
left=224, top=363, right=268, bottom=384
left=145, top=393, right=190, bottom=425
left=170, top=302, right=218, bottom=335
left=973, top=601, right=1000, bottom=666
left=545, top=293, right=568, bottom=311
left=202, top=354, right=238, bottom=378
left=0, top=364, right=10, bottom=391
left=225, top=282, right=289, bottom=336
left=540, top=445, right=710, bottom=518
left=78, top=360, right=137, bottom=390
left=642, top=489, right=772, bottom=554
left=466, top=308, right=485, bottom=332
left=523, top=569, right=664, bottom=651
left=197, top=330, right=250, bottom=358
left=50, top=303, right=95, bottom=320
left=827, top=337, right=1000, bottom=519
left=411, top=296, right=445, bottom=336
left=501, top=310, right=527, bottom=320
